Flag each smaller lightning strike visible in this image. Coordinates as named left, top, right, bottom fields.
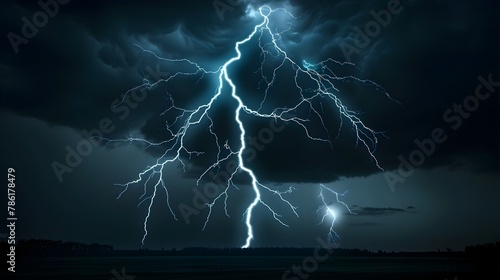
left=103, top=5, right=396, bottom=249
left=317, top=184, right=357, bottom=243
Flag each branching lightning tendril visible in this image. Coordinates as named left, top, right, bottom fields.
left=317, top=184, right=357, bottom=243
left=104, top=5, right=396, bottom=248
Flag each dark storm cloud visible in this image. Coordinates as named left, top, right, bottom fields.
left=0, top=0, right=249, bottom=130
left=351, top=205, right=417, bottom=216
left=347, top=222, right=380, bottom=227
left=1, top=0, right=498, bottom=185
left=230, top=0, right=500, bottom=183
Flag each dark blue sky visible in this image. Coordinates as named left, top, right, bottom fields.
left=0, top=0, right=498, bottom=251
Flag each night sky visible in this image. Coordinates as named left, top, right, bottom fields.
left=1, top=0, right=498, bottom=251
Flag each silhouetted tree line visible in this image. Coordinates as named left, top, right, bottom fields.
left=465, top=242, right=500, bottom=257
left=0, top=239, right=113, bottom=257
left=1, top=239, right=498, bottom=258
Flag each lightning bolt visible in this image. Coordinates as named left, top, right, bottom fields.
left=317, top=184, right=357, bottom=243
left=104, top=5, right=396, bottom=248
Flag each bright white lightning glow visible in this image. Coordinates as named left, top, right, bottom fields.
left=317, top=184, right=357, bottom=243
left=104, top=5, right=395, bottom=248
left=327, top=206, right=337, bottom=219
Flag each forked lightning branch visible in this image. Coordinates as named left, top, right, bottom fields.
left=103, top=6, right=396, bottom=248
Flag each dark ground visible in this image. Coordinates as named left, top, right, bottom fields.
left=3, top=241, right=499, bottom=279
left=2, top=255, right=498, bottom=280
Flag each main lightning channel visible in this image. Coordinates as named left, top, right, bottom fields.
left=104, top=5, right=395, bottom=248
